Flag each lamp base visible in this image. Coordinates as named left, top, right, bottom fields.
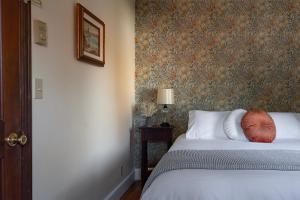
left=160, top=122, right=170, bottom=127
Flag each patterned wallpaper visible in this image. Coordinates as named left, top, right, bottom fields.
left=134, top=0, right=300, bottom=167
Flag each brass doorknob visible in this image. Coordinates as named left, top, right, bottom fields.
left=5, top=132, right=28, bottom=147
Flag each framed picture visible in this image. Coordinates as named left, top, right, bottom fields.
left=76, top=3, right=105, bottom=66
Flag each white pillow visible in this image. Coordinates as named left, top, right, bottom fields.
left=223, top=109, right=247, bottom=141
left=186, top=110, right=230, bottom=139
left=269, top=112, right=300, bottom=139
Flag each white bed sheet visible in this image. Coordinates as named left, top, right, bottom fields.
left=142, top=134, right=300, bottom=200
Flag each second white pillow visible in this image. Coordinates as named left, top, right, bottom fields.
left=224, top=110, right=300, bottom=141
left=269, top=112, right=300, bottom=139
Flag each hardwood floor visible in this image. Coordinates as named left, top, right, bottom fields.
left=121, top=181, right=142, bottom=200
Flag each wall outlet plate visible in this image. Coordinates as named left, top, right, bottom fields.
left=121, top=166, right=124, bottom=177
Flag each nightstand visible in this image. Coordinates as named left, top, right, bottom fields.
left=140, top=126, right=173, bottom=186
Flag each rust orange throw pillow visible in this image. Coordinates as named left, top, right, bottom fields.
left=241, top=109, right=276, bottom=143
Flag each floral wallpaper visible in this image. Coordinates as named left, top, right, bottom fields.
left=134, top=0, right=300, bottom=167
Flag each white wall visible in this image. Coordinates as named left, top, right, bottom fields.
left=31, top=0, right=135, bottom=199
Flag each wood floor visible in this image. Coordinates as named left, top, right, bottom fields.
left=121, top=181, right=142, bottom=200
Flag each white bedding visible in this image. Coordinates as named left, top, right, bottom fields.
left=142, top=135, right=300, bottom=200
left=171, top=134, right=300, bottom=151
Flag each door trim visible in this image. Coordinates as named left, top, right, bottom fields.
left=20, top=1, right=32, bottom=199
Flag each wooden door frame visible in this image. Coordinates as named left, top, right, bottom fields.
left=20, top=1, right=32, bottom=199
left=0, top=0, right=32, bottom=198
left=0, top=0, right=33, bottom=199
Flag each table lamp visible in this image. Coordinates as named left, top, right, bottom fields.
left=157, top=88, right=174, bottom=127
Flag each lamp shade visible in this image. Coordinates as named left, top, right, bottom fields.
left=157, top=88, right=174, bottom=105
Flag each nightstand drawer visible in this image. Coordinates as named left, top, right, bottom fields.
left=141, top=128, right=172, bottom=142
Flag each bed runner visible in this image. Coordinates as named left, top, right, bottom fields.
left=142, top=150, right=300, bottom=194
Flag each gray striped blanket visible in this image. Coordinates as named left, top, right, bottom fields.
left=142, top=150, right=300, bottom=194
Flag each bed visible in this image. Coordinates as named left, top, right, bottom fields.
left=142, top=135, right=300, bottom=200
left=141, top=110, right=300, bottom=200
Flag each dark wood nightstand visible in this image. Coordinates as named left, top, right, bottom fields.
left=140, top=126, right=173, bottom=186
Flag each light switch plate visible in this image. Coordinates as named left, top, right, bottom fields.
left=34, top=78, right=43, bottom=99
left=34, top=20, right=47, bottom=46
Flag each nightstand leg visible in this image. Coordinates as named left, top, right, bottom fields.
left=168, top=140, right=172, bottom=149
left=141, top=141, right=148, bottom=186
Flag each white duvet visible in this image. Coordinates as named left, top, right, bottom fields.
left=141, top=135, right=300, bottom=200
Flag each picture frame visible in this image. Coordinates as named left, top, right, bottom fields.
left=76, top=3, right=105, bottom=66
